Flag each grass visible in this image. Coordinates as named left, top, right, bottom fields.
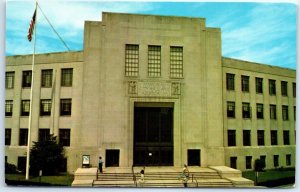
left=5, top=173, right=74, bottom=186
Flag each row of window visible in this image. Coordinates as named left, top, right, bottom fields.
left=227, top=102, right=296, bottom=120
left=125, top=44, right=183, bottom=78
left=230, top=154, right=292, bottom=170
left=226, top=73, right=296, bottom=97
left=5, top=99, right=72, bottom=117
left=228, top=130, right=293, bottom=147
left=5, top=68, right=73, bottom=89
left=5, top=128, right=71, bottom=146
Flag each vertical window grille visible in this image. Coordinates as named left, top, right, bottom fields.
left=281, top=81, right=288, bottom=96
left=269, top=79, right=276, bottom=95
left=41, top=69, right=53, bottom=87
left=61, top=68, right=73, bottom=86
left=5, top=72, right=15, bottom=89
left=60, top=99, right=72, bottom=116
left=5, top=100, right=13, bottom=116
left=22, top=71, right=32, bottom=88
left=256, top=103, right=264, bottom=119
left=21, top=100, right=30, bottom=116
left=227, top=101, right=235, bottom=118
left=125, top=44, right=139, bottom=77
left=226, top=73, right=235, bottom=90
left=256, top=77, right=263, bottom=93
left=270, top=104, right=277, bottom=120
left=59, top=129, right=71, bottom=146
left=148, top=45, right=161, bottom=77
left=170, top=46, right=183, bottom=78
left=241, top=75, right=249, bottom=92
left=40, top=99, right=52, bottom=116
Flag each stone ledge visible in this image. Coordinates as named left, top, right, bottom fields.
left=225, top=177, right=255, bottom=187
left=209, top=166, right=241, bottom=178
left=72, top=179, right=94, bottom=187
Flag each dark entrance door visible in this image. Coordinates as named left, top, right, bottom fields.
left=188, top=149, right=201, bottom=166
left=106, top=149, right=120, bottom=167
left=134, top=106, right=173, bottom=166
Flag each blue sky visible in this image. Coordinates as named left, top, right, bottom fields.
left=6, top=0, right=297, bottom=69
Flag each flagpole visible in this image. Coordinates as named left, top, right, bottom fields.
left=25, top=1, right=38, bottom=180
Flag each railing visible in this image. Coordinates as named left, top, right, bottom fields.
left=191, top=174, right=198, bottom=187
left=131, top=165, right=137, bottom=187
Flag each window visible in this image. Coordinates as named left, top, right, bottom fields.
left=270, top=104, right=277, bottom=120
left=283, top=131, right=290, bottom=145
left=243, top=130, right=251, bottom=146
left=39, top=129, right=50, bottom=142
left=148, top=45, right=161, bottom=77
left=5, top=100, right=13, bottom=117
left=5, top=129, right=11, bottom=145
left=257, top=130, right=265, bottom=146
left=260, top=155, right=266, bottom=168
left=61, top=68, right=73, bottom=86
left=226, top=73, right=235, bottom=90
left=41, top=69, right=53, bottom=87
left=5, top=71, right=15, bottom=89
left=269, top=79, right=276, bottom=95
left=293, top=83, right=296, bottom=97
left=228, top=130, right=236, bottom=146
left=286, top=154, right=291, bottom=166
left=60, top=99, right=72, bottom=116
left=281, top=81, right=288, bottom=96
left=125, top=44, right=139, bottom=77
left=59, top=129, right=70, bottom=146
left=294, top=106, right=296, bottom=121
left=22, top=70, right=32, bottom=88
left=227, top=101, right=235, bottom=118
left=21, top=100, right=30, bottom=116
left=273, top=155, right=279, bottom=168
left=170, top=46, right=183, bottom=78
left=19, top=128, right=28, bottom=146
left=230, top=157, right=237, bottom=169
left=256, top=103, right=264, bottom=119
left=40, top=99, right=52, bottom=116
left=246, top=156, right=252, bottom=169
left=256, top=77, right=263, bottom=94
left=241, top=75, right=249, bottom=92
left=242, top=102, right=251, bottom=118
left=271, top=130, right=278, bottom=145
left=282, top=105, right=289, bottom=121
left=18, top=156, right=26, bottom=173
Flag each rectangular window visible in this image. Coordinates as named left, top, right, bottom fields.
left=228, top=130, right=236, bottom=146
left=60, top=99, right=72, bottom=116
left=19, top=128, right=28, bottom=146
left=59, top=129, right=71, bottom=146
left=246, top=156, right=252, bottom=169
left=242, top=102, right=251, bottom=118
left=40, top=99, right=52, bottom=116
left=243, top=130, right=251, bottom=146
left=18, top=156, right=26, bottom=173
left=283, top=130, right=290, bottom=145
left=256, top=77, right=263, bottom=94
left=41, top=69, right=53, bottom=87
left=241, top=75, right=249, bottom=92
left=226, top=73, right=235, bottom=90
left=5, top=100, right=13, bottom=117
left=257, top=130, right=265, bottom=146
left=230, top=157, right=237, bottom=169
left=271, top=130, right=278, bottom=145
left=21, top=100, right=30, bottom=116
left=260, top=156, right=266, bottom=168
left=5, top=128, right=11, bottom=146
left=125, top=44, right=139, bottom=77
left=282, top=105, right=289, bottom=121
left=286, top=154, right=291, bottom=166
left=38, top=129, right=50, bottom=142
left=273, top=155, right=279, bottom=168
left=227, top=101, right=235, bottom=118
left=61, top=68, right=73, bottom=86
left=269, top=79, right=276, bottom=95
left=22, top=71, right=32, bottom=88
left=5, top=71, right=15, bottom=89
left=270, top=104, right=277, bottom=120
left=148, top=45, right=161, bottom=77
left=293, top=83, right=296, bottom=97
left=170, top=46, right=183, bottom=78
left=281, top=81, right=288, bottom=96
left=256, top=103, right=264, bottom=119
left=294, top=106, right=296, bottom=121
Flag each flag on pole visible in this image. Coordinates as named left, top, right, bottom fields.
left=27, top=9, right=37, bottom=42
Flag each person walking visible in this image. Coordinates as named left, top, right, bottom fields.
left=181, top=164, right=189, bottom=187
left=98, top=156, right=103, bottom=173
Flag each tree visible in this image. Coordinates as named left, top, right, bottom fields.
left=254, top=158, right=266, bottom=185
left=29, top=134, right=65, bottom=176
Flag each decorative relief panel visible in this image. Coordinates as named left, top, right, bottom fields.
left=171, top=82, right=181, bottom=95
left=128, top=81, right=137, bottom=94
left=138, top=82, right=171, bottom=97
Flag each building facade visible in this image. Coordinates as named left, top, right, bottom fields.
left=5, top=12, right=296, bottom=173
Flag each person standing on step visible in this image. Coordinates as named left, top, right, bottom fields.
left=138, top=169, right=145, bottom=186
left=98, top=156, right=103, bottom=173
left=182, top=164, right=189, bottom=187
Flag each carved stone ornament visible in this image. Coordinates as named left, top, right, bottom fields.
left=171, top=82, right=181, bottom=95
left=128, top=81, right=137, bottom=94
left=137, top=82, right=171, bottom=97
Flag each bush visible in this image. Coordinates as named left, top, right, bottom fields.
left=5, top=163, right=18, bottom=174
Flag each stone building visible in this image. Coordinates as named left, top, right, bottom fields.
left=5, top=12, right=296, bottom=173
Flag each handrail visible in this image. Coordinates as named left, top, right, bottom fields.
left=131, top=165, right=137, bottom=187
left=191, top=174, right=198, bottom=187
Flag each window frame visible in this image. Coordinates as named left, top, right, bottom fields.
left=242, top=102, right=251, bottom=119
left=19, top=128, right=28, bottom=146
left=5, top=100, right=13, bottom=117
left=269, top=79, right=276, bottom=95
left=60, top=99, right=72, bottom=116
left=271, top=130, right=278, bottom=145
left=255, top=77, right=263, bottom=94
left=281, top=81, right=288, bottom=96
left=170, top=46, right=183, bottom=78
left=125, top=44, right=139, bottom=77
left=21, top=100, right=30, bottom=116
left=5, top=128, right=11, bottom=146
left=226, top=73, right=235, bottom=91
left=61, top=68, right=73, bottom=87
left=41, top=69, right=53, bottom=88
left=5, top=71, right=15, bottom=89
left=243, top=130, right=251, bottom=146
left=22, top=70, right=32, bottom=88
left=283, top=130, right=290, bottom=145
left=38, top=129, right=50, bottom=142
left=257, top=130, right=265, bottom=146
left=241, top=75, right=250, bottom=92
left=256, top=103, right=264, bottom=119
left=227, top=130, right=236, bottom=146
left=59, top=129, right=71, bottom=146
left=270, top=104, right=277, bottom=120
left=148, top=45, right=161, bottom=77
left=282, top=105, right=289, bottom=121
left=227, top=101, right=235, bottom=118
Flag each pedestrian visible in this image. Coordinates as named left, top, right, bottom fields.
left=138, top=169, right=145, bottom=186
left=98, top=156, right=103, bottom=173
left=182, top=164, right=189, bottom=187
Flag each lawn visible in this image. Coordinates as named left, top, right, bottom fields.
left=5, top=173, right=74, bottom=186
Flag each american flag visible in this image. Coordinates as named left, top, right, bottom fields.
left=27, top=9, right=36, bottom=42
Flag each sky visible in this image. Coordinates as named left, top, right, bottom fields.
left=5, top=0, right=298, bottom=69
